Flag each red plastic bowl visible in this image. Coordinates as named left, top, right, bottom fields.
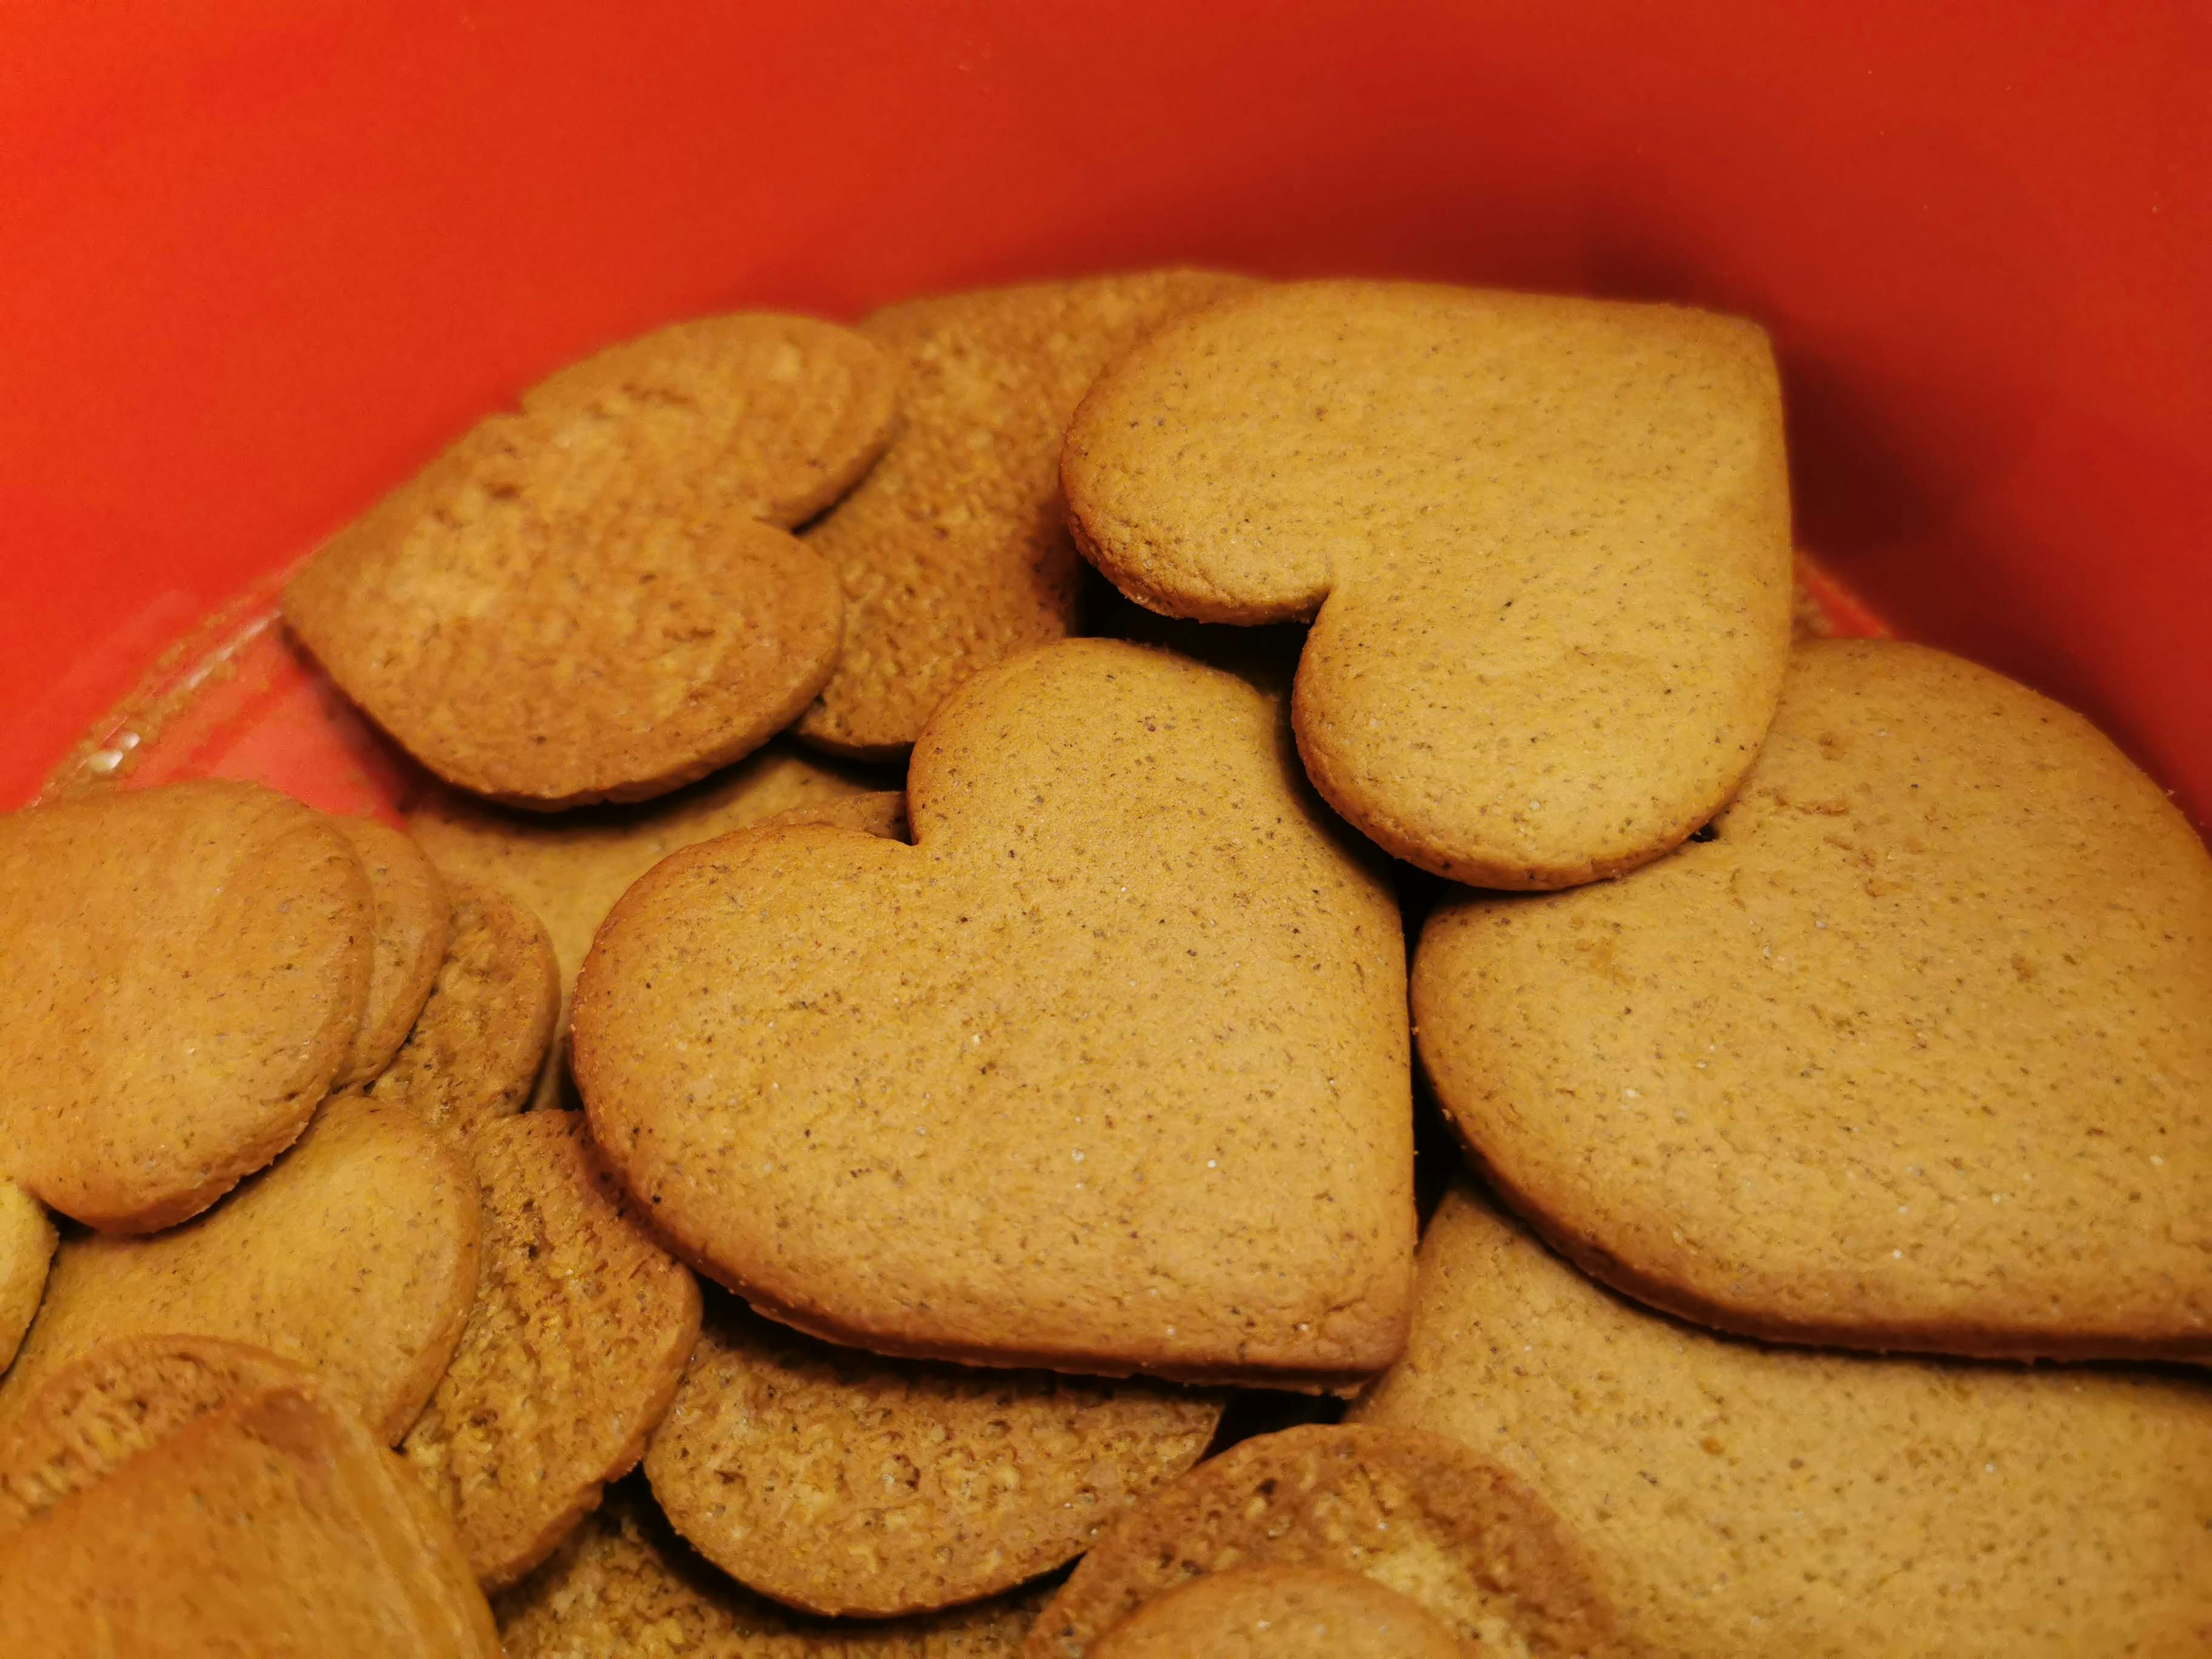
left=3, top=2, right=2206, bottom=825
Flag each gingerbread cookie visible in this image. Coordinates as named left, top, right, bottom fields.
left=495, top=1478, right=1049, bottom=1658
left=1413, top=639, right=2212, bottom=1359
left=796, top=271, right=1253, bottom=758
left=1, top=1096, right=480, bottom=1442
left=404, top=1112, right=700, bottom=1589
left=644, top=1291, right=1221, bottom=1616
left=283, top=313, right=898, bottom=808
left=357, top=880, right=561, bottom=1142
left=1088, top=1566, right=1475, bottom=1659
left=0, top=1382, right=499, bottom=1656
left=1063, top=281, right=1793, bottom=888
left=1353, top=1180, right=2212, bottom=1657
left=0, top=779, right=372, bottom=1231
left=0, top=1182, right=54, bottom=1373
left=1022, top=1423, right=1626, bottom=1659
left=408, top=741, right=898, bottom=1107
left=330, top=815, right=450, bottom=1085
left=575, top=639, right=1413, bottom=1385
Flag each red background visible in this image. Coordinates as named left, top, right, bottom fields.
left=3, top=2, right=2206, bottom=819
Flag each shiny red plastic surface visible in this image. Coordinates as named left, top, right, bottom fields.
left=3, top=3, right=2206, bottom=819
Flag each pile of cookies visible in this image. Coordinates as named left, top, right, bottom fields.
left=2, top=275, right=2207, bottom=1657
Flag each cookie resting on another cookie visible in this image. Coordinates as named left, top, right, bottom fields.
left=1063, top=279, right=1793, bottom=889
left=1086, top=1566, right=1475, bottom=1659
left=1414, top=639, right=2212, bottom=1361
left=1351, top=1180, right=2212, bottom=1658
left=575, top=638, right=1414, bottom=1387
left=328, top=816, right=450, bottom=1086
left=283, top=313, right=898, bottom=808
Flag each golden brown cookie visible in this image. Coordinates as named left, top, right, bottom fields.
left=0, top=779, right=372, bottom=1231
left=643, top=1292, right=1222, bottom=1616
left=496, top=1478, right=1048, bottom=1658
left=404, top=1112, right=701, bottom=1590
left=575, top=639, right=1413, bottom=1387
left=1352, top=1181, right=2212, bottom=1658
left=1, top=1095, right=480, bottom=1442
left=330, top=815, right=451, bottom=1085
left=0, top=1335, right=322, bottom=1535
left=797, top=271, right=1255, bottom=758
left=1088, top=1566, right=1475, bottom=1659
left=1063, top=281, right=1793, bottom=889
left=357, top=880, right=562, bottom=1141
left=0, top=1181, right=54, bottom=1373
left=0, top=1382, right=499, bottom=1656
left=1413, top=639, right=2212, bottom=1360
left=1022, top=1423, right=1626, bottom=1659
left=283, top=313, right=899, bottom=809
left=407, top=741, right=898, bottom=1108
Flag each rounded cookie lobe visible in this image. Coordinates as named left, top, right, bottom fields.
left=495, top=1478, right=1049, bottom=1658
left=0, top=779, right=372, bottom=1232
left=0, top=1181, right=56, bottom=1373
left=1063, top=280, right=1793, bottom=889
left=330, top=816, right=451, bottom=1085
left=0, top=1381, right=499, bottom=1656
left=1021, top=1423, right=1627, bottom=1659
left=1413, top=638, right=2212, bottom=1361
left=575, top=639, right=1414, bottom=1387
left=797, top=271, right=1256, bottom=758
left=643, top=1292, right=1222, bottom=1616
left=403, top=1112, right=702, bottom=1590
left=0, top=1095, right=481, bottom=1443
left=1351, top=1181, right=2212, bottom=1659
left=283, top=314, right=896, bottom=809
left=1089, top=1566, right=1475, bottom=1659
left=358, top=879, right=562, bottom=1143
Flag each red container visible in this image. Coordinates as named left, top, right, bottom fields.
left=3, top=2, right=2206, bottom=823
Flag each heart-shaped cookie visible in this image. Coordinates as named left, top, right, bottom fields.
left=1063, top=280, right=1794, bottom=889
left=575, top=639, right=1413, bottom=1385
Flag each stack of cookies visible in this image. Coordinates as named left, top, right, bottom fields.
left=2, top=274, right=2206, bottom=1658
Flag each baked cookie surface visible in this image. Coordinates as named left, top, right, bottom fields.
left=404, top=1111, right=701, bottom=1590
left=575, top=639, right=1413, bottom=1385
left=797, top=271, right=1253, bottom=758
left=1063, top=280, right=1793, bottom=888
left=644, top=1291, right=1221, bottom=1616
left=1414, top=639, right=2212, bottom=1359
left=0, top=779, right=372, bottom=1231
left=1351, top=1181, right=2212, bottom=1658
left=283, top=314, right=896, bottom=808
left=330, top=815, right=450, bottom=1085
left=1, top=1096, right=480, bottom=1442
left=1022, top=1422, right=1627, bottom=1659
left=0, top=1181, right=55, bottom=1373
left=495, top=1479, right=1048, bottom=1658
left=1088, top=1566, right=1474, bottom=1658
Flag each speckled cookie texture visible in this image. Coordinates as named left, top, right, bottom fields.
left=0, top=779, right=372, bottom=1231
left=0, top=1335, right=316, bottom=1535
left=1022, top=1423, right=1627, bottom=1659
left=0, top=1382, right=500, bottom=1656
left=404, top=1111, right=701, bottom=1590
left=356, top=880, right=562, bottom=1142
left=1352, top=1181, right=2212, bottom=1658
left=408, top=740, right=899, bottom=1107
left=330, top=815, right=451, bottom=1085
left=1063, top=280, right=1794, bottom=889
left=0, top=1095, right=480, bottom=1443
left=795, top=271, right=1255, bottom=759
left=0, top=1182, right=55, bottom=1372
left=643, top=1291, right=1222, bottom=1616
left=575, top=638, right=1414, bottom=1385
left=1413, top=638, right=2212, bottom=1359
left=1088, top=1566, right=1475, bottom=1659
left=283, top=313, right=899, bottom=808
left=496, top=1479, right=1048, bottom=1658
